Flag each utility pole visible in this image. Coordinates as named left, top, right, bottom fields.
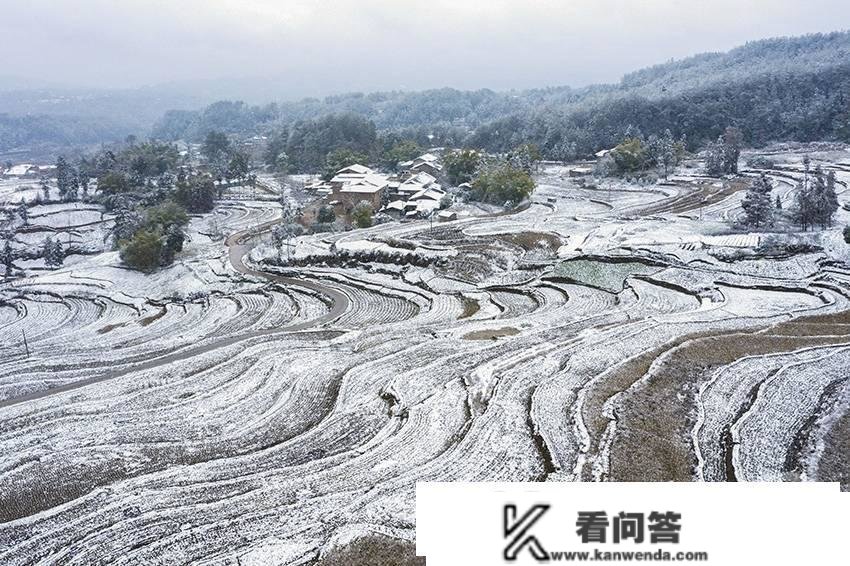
left=22, top=329, right=29, bottom=358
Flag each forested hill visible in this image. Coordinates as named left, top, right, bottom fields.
left=151, top=31, right=850, bottom=158
left=471, top=60, right=850, bottom=157
left=3, top=31, right=849, bottom=159
left=617, top=31, right=850, bottom=96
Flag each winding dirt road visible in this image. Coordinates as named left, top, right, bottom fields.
left=224, top=219, right=349, bottom=326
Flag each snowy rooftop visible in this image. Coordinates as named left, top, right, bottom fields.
left=336, top=164, right=373, bottom=175
left=403, top=171, right=437, bottom=186
left=340, top=183, right=384, bottom=194
left=409, top=187, right=445, bottom=202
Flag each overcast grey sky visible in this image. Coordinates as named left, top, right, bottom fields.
left=2, top=0, right=848, bottom=97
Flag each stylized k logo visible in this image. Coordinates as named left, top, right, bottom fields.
left=504, top=504, right=550, bottom=561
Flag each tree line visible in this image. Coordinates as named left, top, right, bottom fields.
left=148, top=32, right=850, bottom=167
left=738, top=156, right=839, bottom=233
left=160, top=61, right=850, bottom=177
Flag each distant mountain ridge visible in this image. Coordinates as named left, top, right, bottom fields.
left=3, top=30, right=849, bottom=159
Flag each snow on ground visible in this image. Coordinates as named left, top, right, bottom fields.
left=1, top=154, right=850, bottom=564
left=0, top=178, right=46, bottom=204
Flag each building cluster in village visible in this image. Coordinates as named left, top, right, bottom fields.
left=306, top=153, right=456, bottom=221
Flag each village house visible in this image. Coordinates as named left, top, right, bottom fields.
left=336, top=178, right=387, bottom=210
left=383, top=199, right=407, bottom=218
left=307, top=154, right=450, bottom=221
left=328, top=164, right=373, bottom=189
left=409, top=161, right=442, bottom=178
left=386, top=168, right=447, bottom=219
left=311, top=164, right=389, bottom=212
left=400, top=152, right=443, bottom=178
left=404, top=186, right=445, bottom=217
left=394, top=171, right=439, bottom=200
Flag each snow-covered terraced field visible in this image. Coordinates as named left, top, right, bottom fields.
left=1, top=159, right=850, bottom=564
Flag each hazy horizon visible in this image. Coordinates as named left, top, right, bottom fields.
left=3, top=0, right=849, bottom=102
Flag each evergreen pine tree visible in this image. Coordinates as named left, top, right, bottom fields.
left=1, top=240, right=13, bottom=274
left=741, top=174, right=774, bottom=229
left=43, top=237, right=64, bottom=268
left=801, top=166, right=839, bottom=229
left=56, top=156, right=73, bottom=201
left=819, top=170, right=839, bottom=227
left=704, top=138, right=725, bottom=175
left=793, top=179, right=814, bottom=232
left=657, top=129, right=680, bottom=179
left=77, top=158, right=91, bottom=198
left=53, top=239, right=64, bottom=267
left=721, top=127, right=743, bottom=174
left=110, top=208, right=143, bottom=244
left=40, top=177, right=50, bottom=201
left=810, top=166, right=828, bottom=229
left=706, top=127, right=743, bottom=176
left=67, top=172, right=79, bottom=202
left=44, top=237, right=54, bottom=267
left=271, top=225, right=285, bottom=258
left=160, top=224, right=186, bottom=265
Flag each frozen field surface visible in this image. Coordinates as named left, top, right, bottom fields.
left=1, top=161, right=849, bottom=564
